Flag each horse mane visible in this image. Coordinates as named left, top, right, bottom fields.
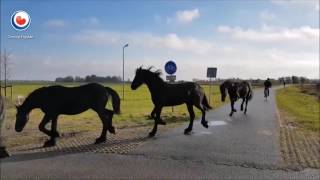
left=136, top=66, right=163, bottom=82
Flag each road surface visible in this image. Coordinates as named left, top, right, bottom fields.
left=1, top=88, right=319, bottom=179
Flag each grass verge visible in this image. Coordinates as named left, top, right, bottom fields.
left=276, top=85, right=320, bottom=169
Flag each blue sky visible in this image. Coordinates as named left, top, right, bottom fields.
left=1, top=0, right=319, bottom=80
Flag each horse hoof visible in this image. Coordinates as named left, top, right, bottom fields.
left=94, top=138, right=106, bottom=144
left=229, top=113, right=233, bottom=117
left=52, top=131, right=60, bottom=138
left=233, top=109, right=237, bottom=112
left=184, top=129, right=192, bottom=135
left=148, top=132, right=156, bottom=137
left=201, top=121, right=209, bottom=128
left=108, top=126, right=116, bottom=134
left=157, top=120, right=166, bottom=125
left=43, top=140, right=56, bottom=147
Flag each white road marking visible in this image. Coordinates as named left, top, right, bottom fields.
left=208, top=120, right=227, bottom=126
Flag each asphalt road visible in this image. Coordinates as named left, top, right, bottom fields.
left=1, top=88, right=319, bottom=179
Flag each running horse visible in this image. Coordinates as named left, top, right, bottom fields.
left=220, top=80, right=253, bottom=116
left=15, top=83, right=120, bottom=147
left=131, top=67, right=212, bottom=137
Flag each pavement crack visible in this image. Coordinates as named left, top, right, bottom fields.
left=126, top=153, right=310, bottom=172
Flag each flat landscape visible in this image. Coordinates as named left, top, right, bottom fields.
left=2, top=83, right=224, bottom=148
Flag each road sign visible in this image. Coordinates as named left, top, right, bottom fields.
left=165, top=61, right=177, bottom=75
left=207, top=67, right=217, bottom=78
left=166, top=75, right=176, bottom=82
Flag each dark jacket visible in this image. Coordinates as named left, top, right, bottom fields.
left=264, top=80, right=272, bottom=88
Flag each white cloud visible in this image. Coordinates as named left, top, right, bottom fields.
left=145, top=33, right=213, bottom=54
left=166, top=8, right=200, bottom=24
left=83, top=17, right=100, bottom=26
left=217, top=25, right=319, bottom=43
left=72, top=30, right=120, bottom=45
left=176, top=8, right=200, bottom=24
left=44, top=19, right=67, bottom=28
left=72, top=30, right=214, bottom=54
left=260, top=10, right=276, bottom=21
left=271, top=0, right=319, bottom=11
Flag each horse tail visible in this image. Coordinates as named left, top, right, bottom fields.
left=202, top=94, right=212, bottom=111
left=105, top=87, right=121, bottom=114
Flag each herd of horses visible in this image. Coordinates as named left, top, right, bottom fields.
left=15, top=67, right=253, bottom=147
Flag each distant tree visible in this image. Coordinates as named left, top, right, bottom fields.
left=56, top=74, right=121, bottom=83
left=74, top=76, right=84, bottom=82
left=285, top=77, right=292, bottom=84
left=300, top=77, right=309, bottom=84
left=292, top=76, right=300, bottom=84
left=55, top=76, right=74, bottom=82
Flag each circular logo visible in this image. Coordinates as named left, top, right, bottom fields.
left=11, top=10, right=31, bottom=31
left=165, top=61, right=177, bottom=75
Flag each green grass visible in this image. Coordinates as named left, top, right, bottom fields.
left=276, top=86, right=320, bottom=131
left=3, top=83, right=224, bottom=134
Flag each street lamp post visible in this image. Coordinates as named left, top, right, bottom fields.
left=122, top=43, right=129, bottom=100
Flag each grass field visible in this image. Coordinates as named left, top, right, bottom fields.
left=276, top=85, right=320, bottom=131
left=2, top=83, right=224, bottom=147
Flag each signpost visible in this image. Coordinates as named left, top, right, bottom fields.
left=165, top=60, right=177, bottom=112
left=165, top=60, right=177, bottom=82
left=207, top=67, right=217, bottom=106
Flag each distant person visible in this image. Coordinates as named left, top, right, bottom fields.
left=283, top=80, right=286, bottom=88
left=264, top=78, right=272, bottom=98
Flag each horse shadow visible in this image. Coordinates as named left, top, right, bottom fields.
left=2, top=136, right=149, bottom=163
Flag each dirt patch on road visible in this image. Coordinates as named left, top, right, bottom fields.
left=6, top=119, right=185, bottom=155
left=278, top=109, right=320, bottom=169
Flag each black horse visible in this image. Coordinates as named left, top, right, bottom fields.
left=15, top=83, right=120, bottom=147
left=220, top=80, right=253, bottom=116
left=131, top=67, right=211, bottom=137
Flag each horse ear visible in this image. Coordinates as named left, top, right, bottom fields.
left=147, top=66, right=153, bottom=71
left=155, top=69, right=162, bottom=75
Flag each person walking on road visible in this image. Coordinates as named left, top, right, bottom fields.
left=264, top=78, right=272, bottom=99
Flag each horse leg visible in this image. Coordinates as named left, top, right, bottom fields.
left=51, top=116, right=60, bottom=138
left=104, top=109, right=115, bottom=134
left=240, top=98, right=245, bottom=111
left=229, top=100, right=235, bottom=116
left=39, top=114, right=51, bottom=136
left=95, top=110, right=110, bottom=144
left=154, top=106, right=165, bottom=125
left=194, top=104, right=208, bottom=128
left=184, top=103, right=195, bottom=134
left=149, top=107, right=156, bottom=120
left=149, top=106, right=162, bottom=137
left=244, top=98, right=249, bottom=114
left=41, top=115, right=59, bottom=147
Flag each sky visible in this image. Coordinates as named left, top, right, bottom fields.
left=0, top=0, right=319, bottom=81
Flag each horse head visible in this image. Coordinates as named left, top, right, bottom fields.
left=131, top=66, right=162, bottom=90
left=131, top=66, right=144, bottom=90
left=15, top=105, right=29, bottom=132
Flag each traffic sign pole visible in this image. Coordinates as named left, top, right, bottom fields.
left=165, top=60, right=177, bottom=113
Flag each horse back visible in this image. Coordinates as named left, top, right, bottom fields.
left=31, top=83, right=108, bottom=114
